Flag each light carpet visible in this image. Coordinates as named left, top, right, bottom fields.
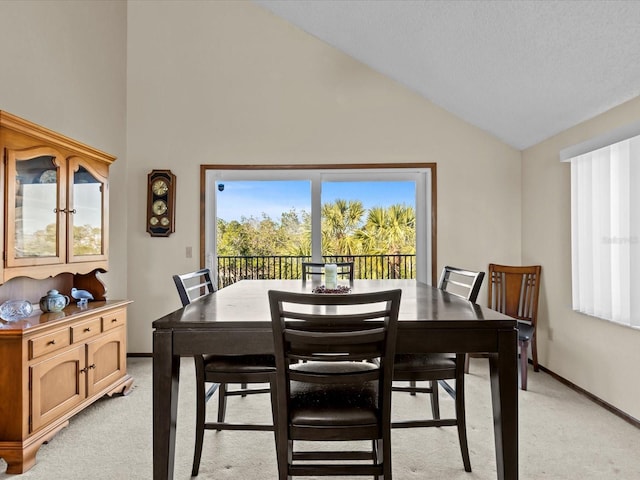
left=1, top=357, right=638, bottom=479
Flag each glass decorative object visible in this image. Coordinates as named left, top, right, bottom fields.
left=0, top=300, right=33, bottom=322
left=324, top=263, right=338, bottom=289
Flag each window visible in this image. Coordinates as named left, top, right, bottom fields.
left=201, top=164, right=436, bottom=285
left=564, top=131, right=640, bottom=328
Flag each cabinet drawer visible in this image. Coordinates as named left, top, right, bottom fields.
left=101, top=308, right=126, bottom=332
left=71, top=318, right=102, bottom=343
left=30, top=328, right=70, bottom=360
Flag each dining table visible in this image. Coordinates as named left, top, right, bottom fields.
left=152, top=279, right=519, bottom=480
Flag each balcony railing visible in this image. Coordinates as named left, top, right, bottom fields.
left=217, top=254, right=416, bottom=288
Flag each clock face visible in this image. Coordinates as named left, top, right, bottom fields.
left=152, top=200, right=168, bottom=215
left=160, top=217, right=170, bottom=226
left=39, top=169, right=57, bottom=184
left=152, top=179, right=168, bottom=196
left=149, top=216, right=159, bottom=226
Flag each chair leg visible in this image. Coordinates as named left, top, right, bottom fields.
left=463, top=353, right=470, bottom=374
left=374, top=435, right=390, bottom=480
left=275, top=439, right=292, bottom=480
left=192, top=356, right=206, bottom=476
left=520, top=340, right=528, bottom=391
left=372, top=437, right=389, bottom=479
left=383, top=427, right=392, bottom=479
left=455, top=356, right=471, bottom=472
left=217, top=383, right=228, bottom=427
left=409, top=379, right=417, bottom=396
left=269, top=376, right=279, bottom=459
left=372, top=438, right=381, bottom=474
left=430, top=380, right=440, bottom=420
left=273, top=378, right=289, bottom=480
left=532, top=334, right=539, bottom=372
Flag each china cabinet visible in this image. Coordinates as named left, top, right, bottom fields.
left=0, top=111, right=111, bottom=283
left=0, top=112, right=132, bottom=474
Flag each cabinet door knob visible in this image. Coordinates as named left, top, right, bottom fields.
left=47, top=340, right=56, bottom=345
left=84, top=327, right=91, bottom=332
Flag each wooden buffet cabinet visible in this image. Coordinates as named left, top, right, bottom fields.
left=0, top=301, right=133, bottom=473
left=0, top=112, right=133, bottom=474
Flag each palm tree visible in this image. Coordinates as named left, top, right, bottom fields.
left=321, top=199, right=365, bottom=256
left=357, top=204, right=415, bottom=278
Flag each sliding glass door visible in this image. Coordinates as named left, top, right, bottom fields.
left=203, top=165, right=434, bottom=284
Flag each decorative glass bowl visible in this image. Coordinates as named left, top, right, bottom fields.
left=0, top=300, right=33, bottom=322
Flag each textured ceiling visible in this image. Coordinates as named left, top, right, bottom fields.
left=254, top=0, right=640, bottom=150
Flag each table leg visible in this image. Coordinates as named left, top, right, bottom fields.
left=489, top=328, right=518, bottom=480
left=153, top=330, right=181, bottom=480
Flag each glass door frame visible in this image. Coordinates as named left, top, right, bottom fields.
left=200, top=163, right=437, bottom=285
left=6, top=146, right=67, bottom=267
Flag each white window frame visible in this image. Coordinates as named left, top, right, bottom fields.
left=201, top=164, right=436, bottom=285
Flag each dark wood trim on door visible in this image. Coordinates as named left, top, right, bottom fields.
left=199, top=163, right=438, bottom=283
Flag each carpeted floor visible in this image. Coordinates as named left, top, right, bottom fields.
left=1, top=357, right=638, bottom=479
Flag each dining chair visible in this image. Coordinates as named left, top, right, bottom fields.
left=391, top=265, right=485, bottom=473
left=301, top=261, right=354, bottom=283
left=172, top=268, right=277, bottom=476
left=465, top=264, right=542, bottom=391
left=268, top=288, right=401, bottom=479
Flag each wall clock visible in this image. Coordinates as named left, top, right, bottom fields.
left=146, top=169, right=176, bottom=237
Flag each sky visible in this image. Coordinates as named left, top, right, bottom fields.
left=216, top=181, right=415, bottom=221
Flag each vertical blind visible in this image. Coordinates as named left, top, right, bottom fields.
left=569, top=134, right=640, bottom=327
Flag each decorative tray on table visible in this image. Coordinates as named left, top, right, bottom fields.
left=312, top=285, right=352, bottom=294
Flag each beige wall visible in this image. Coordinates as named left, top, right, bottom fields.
left=126, top=0, right=521, bottom=353
left=2, top=0, right=637, bottom=422
left=0, top=2, right=128, bottom=297
left=523, top=96, right=640, bottom=420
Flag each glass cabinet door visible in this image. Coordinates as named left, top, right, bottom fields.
left=67, top=158, right=108, bottom=262
left=6, top=147, right=65, bottom=267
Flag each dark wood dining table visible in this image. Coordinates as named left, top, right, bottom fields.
left=152, top=279, right=518, bottom=480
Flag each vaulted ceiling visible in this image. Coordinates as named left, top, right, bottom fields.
left=255, top=0, right=640, bottom=150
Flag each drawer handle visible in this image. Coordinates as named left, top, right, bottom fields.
left=84, top=327, right=91, bottom=332
left=111, top=318, right=118, bottom=323
left=47, top=340, right=56, bottom=345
